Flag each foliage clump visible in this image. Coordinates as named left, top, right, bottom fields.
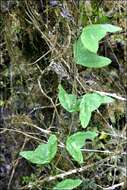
left=0, top=1, right=126, bottom=190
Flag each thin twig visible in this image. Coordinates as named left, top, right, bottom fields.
left=95, top=90, right=126, bottom=101
left=30, top=49, right=52, bottom=65
left=7, top=138, right=27, bottom=190
left=38, top=76, right=61, bottom=122
left=81, top=149, right=114, bottom=154
left=58, top=143, right=127, bottom=155
left=1, top=128, right=42, bottom=142
left=102, top=182, right=124, bottom=190
left=28, top=104, right=60, bottom=115
left=14, top=121, right=51, bottom=134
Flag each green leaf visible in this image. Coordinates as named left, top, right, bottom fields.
left=58, top=84, right=80, bottom=112
left=79, top=106, right=92, bottom=128
left=100, top=94, right=115, bottom=104
left=66, top=131, right=97, bottom=164
left=81, top=24, right=122, bottom=53
left=53, top=179, right=82, bottom=190
left=74, top=24, right=122, bottom=68
left=80, top=93, right=103, bottom=112
left=20, top=135, right=57, bottom=164
left=74, top=38, right=111, bottom=68
left=79, top=93, right=114, bottom=128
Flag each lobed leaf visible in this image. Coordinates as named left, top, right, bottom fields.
left=74, top=38, right=111, bottom=68
left=66, top=131, right=97, bottom=164
left=74, top=24, right=122, bottom=68
left=79, top=106, right=92, bottom=128
left=58, top=84, right=80, bottom=112
left=20, top=135, right=57, bottom=164
left=81, top=24, right=122, bottom=53
left=79, top=93, right=114, bottom=128
left=53, top=179, right=82, bottom=190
